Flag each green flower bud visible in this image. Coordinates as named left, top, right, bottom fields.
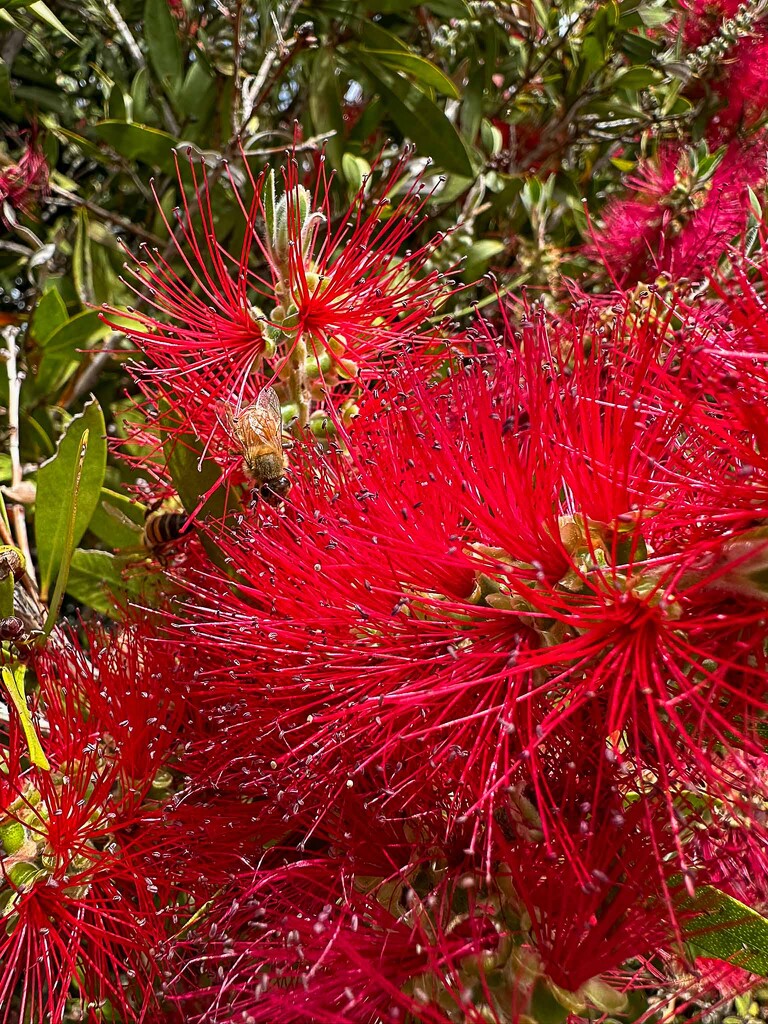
left=580, top=978, right=629, bottom=1015
left=273, top=185, right=311, bottom=267
left=306, top=352, right=332, bottom=379
left=0, top=820, right=25, bottom=855
left=8, top=861, right=40, bottom=890
left=0, top=546, right=25, bottom=582
left=303, top=271, right=321, bottom=294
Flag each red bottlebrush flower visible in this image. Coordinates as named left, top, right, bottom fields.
left=171, top=862, right=470, bottom=1024
left=588, top=138, right=767, bottom=285
left=0, top=626, right=185, bottom=1022
left=169, top=784, right=668, bottom=1024
left=151, top=296, right=768, bottom=883
left=691, top=957, right=758, bottom=999
left=496, top=792, right=687, bottom=996
left=106, top=149, right=452, bottom=453
left=0, top=134, right=48, bottom=220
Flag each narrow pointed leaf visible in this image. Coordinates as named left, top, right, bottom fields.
left=1, top=663, right=50, bottom=770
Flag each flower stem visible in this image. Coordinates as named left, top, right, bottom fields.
left=288, top=336, right=310, bottom=428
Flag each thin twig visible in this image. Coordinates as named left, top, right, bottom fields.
left=157, top=1, right=305, bottom=265
left=101, top=0, right=180, bottom=135
left=231, top=0, right=245, bottom=138
left=60, top=334, right=121, bottom=410
left=4, top=327, right=38, bottom=591
left=48, top=184, right=164, bottom=245
left=101, top=0, right=144, bottom=65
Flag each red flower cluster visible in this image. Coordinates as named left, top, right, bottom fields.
left=114, top=274, right=768, bottom=1017
left=590, top=139, right=767, bottom=284
left=680, top=0, right=768, bottom=137
left=0, top=626, right=185, bottom=1022
left=105, top=151, right=452, bottom=467
left=10, top=148, right=767, bottom=1021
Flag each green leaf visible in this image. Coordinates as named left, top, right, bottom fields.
left=35, top=310, right=110, bottom=395
left=166, top=430, right=227, bottom=523
left=362, top=58, right=474, bottom=177
left=66, top=549, right=131, bottom=616
left=92, top=120, right=179, bottom=173
left=89, top=488, right=144, bottom=550
left=358, top=21, right=411, bottom=53
left=178, top=59, right=216, bottom=120
left=637, top=3, right=674, bottom=26
left=309, top=50, right=345, bottom=171
left=36, top=398, right=107, bottom=600
left=425, top=0, right=471, bottom=14
left=30, top=286, right=67, bottom=344
left=463, top=239, right=505, bottom=282
left=41, top=428, right=91, bottom=635
left=27, top=0, right=76, bottom=42
left=0, top=573, right=13, bottom=618
left=73, top=208, right=93, bottom=305
left=144, top=0, right=183, bottom=94
left=360, top=50, right=459, bottom=99
left=38, top=309, right=108, bottom=356
left=1, top=663, right=50, bottom=770
left=684, top=886, right=768, bottom=974
left=0, top=59, right=22, bottom=118
left=613, top=66, right=661, bottom=89
left=165, top=422, right=235, bottom=569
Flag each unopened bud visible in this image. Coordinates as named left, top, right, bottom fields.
left=272, top=185, right=312, bottom=270
left=0, top=546, right=25, bottom=582
left=8, top=861, right=39, bottom=890
left=580, top=978, right=629, bottom=1015
left=303, top=271, right=321, bottom=294
left=337, top=359, right=359, bottom=380
left=0, top=820, right=25, bottom=855
left=306, top=352, right=332, bottom=379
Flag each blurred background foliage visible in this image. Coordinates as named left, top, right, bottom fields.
left=0, top=0, right=758, bottom=617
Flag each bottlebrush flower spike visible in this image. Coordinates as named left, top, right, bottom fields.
left=588, top=137, right=767, bottom=285
left=0, top=626, right=185, bottom=1022
left=172, top=862, right=472, bottom=1024
left=155, top=295, right=768, bottom=883
left=105, top=148, right=452, bottom=451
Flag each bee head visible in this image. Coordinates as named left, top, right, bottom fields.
left=259, top=477, right=291, bottom=507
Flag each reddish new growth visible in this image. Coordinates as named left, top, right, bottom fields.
left=0, top=134, right=48, bottom=220
left=589, top=139, right=766, bottom=284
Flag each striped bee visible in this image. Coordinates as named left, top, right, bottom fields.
left=141, top=508, right=188, bottom=554
left=228, top=385, right=292, bottom=507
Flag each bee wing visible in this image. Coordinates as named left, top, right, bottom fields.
left=102, top=501, right=144, bottom=534
left=244, top=385, right=284, bottom=451
left=255, top=385, right=283, bottom=429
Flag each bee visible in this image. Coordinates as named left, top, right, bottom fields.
left=141, top=508, right=188, bottom=553
left=229, top=385, right=291, bottom=507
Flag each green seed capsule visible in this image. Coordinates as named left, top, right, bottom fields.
left=8, top=861, right=40, bottom=890
left=0, top=820, right=25, bottom=856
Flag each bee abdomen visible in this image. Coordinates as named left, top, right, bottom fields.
left=142, top=510, right=187, bottom=550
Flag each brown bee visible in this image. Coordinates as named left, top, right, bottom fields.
left=142, top=509, right=188, bottom=553
left=230, top=386, right=291, bottom=507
